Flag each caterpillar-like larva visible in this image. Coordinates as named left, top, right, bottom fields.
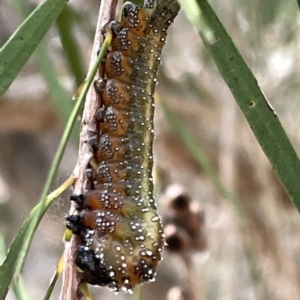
left=66, top=0, right=180, bottom=293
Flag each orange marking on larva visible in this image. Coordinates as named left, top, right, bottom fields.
left=83, top=189, right=124, bottom=210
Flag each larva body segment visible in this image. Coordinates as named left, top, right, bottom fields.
left=66, top=0, right=180, bottom=292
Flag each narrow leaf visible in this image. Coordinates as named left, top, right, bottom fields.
left=12, top=275, right=31, bottom=300
left=0, top=197, right=53, bottom=299
left=179, top=0, right=300, bottom=209
left=0, top=233, right=31, bottom=300
left=13, top=0, right=79, bottom=143
left=34, top=42, right=79, bottom=143
left=56, top=6, right=86, bottom=86
left=0, top=0, right=69, bottom=96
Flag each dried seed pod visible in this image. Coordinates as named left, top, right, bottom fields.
left=162, top=184, right=206, bottom=253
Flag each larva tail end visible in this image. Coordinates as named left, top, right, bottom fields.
left=76, top=246, right=113, bottom=286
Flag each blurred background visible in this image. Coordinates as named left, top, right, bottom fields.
left=1, top=0, right=300, bottom=299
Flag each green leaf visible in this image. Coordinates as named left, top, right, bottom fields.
left=179, top=0, right=300, bottom=209
left=56, top=6, right=86, bottom=87
left=0, top=198, right=52, bottom=299
left=34, top=42, right=79, bottom=143
left=0, top=0, right=69, bottom=96
left=0, top=234, right=5, bottom=263
left=12, top=275, right=31, bottom=300
left=0, top=233, right=31, bottom=300
left=12, top=0, right=79, bottom=144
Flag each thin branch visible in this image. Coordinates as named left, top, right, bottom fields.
left=60, top=1, right=118, bottom=299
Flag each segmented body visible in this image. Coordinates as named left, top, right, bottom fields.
left=66, top=0, right=180, bottom=292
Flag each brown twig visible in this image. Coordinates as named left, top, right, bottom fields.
left=59, top=1, right=118, bottom=299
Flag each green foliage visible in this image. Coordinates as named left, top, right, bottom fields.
left=56, top=6, right=86, bottom=87
left=13, top=0, right=80, bottom=142
left=0, top=0, right=69, bottom=96
left=179, top=0, right=300, bottom=209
